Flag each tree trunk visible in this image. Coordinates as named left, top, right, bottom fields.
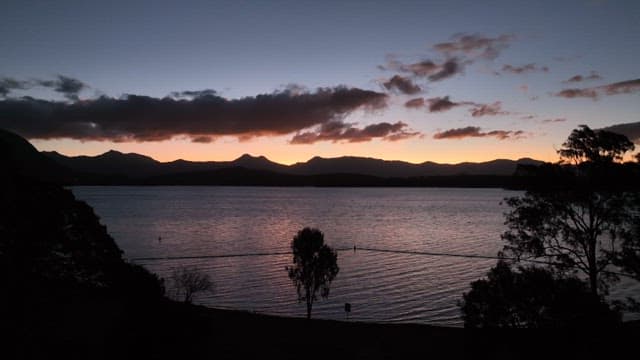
left=588, top=242, right=599, bottom=296
left=589, top=269, right=599, bottom=297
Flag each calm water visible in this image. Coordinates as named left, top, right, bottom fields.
left=71, top=186, right=639, bottom=326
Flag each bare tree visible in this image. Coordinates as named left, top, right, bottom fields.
left=171, top=266, right=214, bottom=303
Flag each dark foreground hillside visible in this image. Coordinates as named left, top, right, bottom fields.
left=9, top=292, right=639, bottom=360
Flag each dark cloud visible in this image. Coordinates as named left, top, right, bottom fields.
left=433, top=126, right=525, bottom=140
left=601, top=121, right=640, bottom=143
left=404, top=97, right=425, bottom=108
left=380, top=57, right=464, bottom=82
left=602, top=79, right=640, bottom=95
left=382, top=75, right=422, bottom=95
left=469, top=101, right=508, bottom=117
left=382, top=57, right=458, bottom=80
left=501, top=63, right=549, bottom=74
left=0, top=86, right=388, bottom=142
left=37, top=75, right=87, bottom=100
left=554, top=78, right=640, bottom=99
left=426, top=96, right=460, bottom=112
left=433, top=33, right=513, bottom=60
left=378, top=33, right=511, bottom=84
left=289, top=121, right=420, bottom=144
left=520, top=115, right=536, bottom=120
left=428, top=58, right=463, bottom=82
left=191, top=135, right=215, bottom=143
left=563, top=71, right=602, bottom=83
left=555, top=88, right=599, bottom=99
left=425, top=96, right=477, bottom=113
left=0, top=77, right=30, bottom=97
left=170, top=89, right=218, bottom=98
left=404, top=60, right=440, bottom=77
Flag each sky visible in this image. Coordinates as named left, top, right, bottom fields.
left=1, top=0, right=639, bottom=164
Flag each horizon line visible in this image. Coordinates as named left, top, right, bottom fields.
left=40, top=147, right=548, bottom=166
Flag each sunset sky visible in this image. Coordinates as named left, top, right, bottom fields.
left=1, top=0, right=639, bottom=164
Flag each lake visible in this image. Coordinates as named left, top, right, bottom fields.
left=71, top=186, right=639, bottom=326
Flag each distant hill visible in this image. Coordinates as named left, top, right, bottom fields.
left=42, top=149, right=543, bottom=182
left=42, top=151, right=292, bottom=179
left=0, top=128, right=545, bottom=186
left=288, top=156, right=542, bottom=177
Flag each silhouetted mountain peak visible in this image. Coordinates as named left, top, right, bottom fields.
left=97, top=150, right=157, bottom=163
left=0, top=129, right=72, bottom=183
left=231, top=153, right=282, bottom=169
left=234, top=153, right=269, bottom=162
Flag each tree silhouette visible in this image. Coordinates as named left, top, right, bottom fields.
left=171, top=266, right=214, bottom=303
left=501, top=125, right=639, bottom=296
left=286, top=227, right=339, bottom=319
left=460, top=261, right=620, bottom=328
left=558, top=125, right=634, bottom=164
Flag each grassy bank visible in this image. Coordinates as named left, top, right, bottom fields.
left=7, top=290, right=639, bottom=360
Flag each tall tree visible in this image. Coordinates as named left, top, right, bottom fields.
left=557, top=125, right=634, bottom=164
left=286, top=227, right=339, bottom=319
left=500, top=125, right=638, bottom=296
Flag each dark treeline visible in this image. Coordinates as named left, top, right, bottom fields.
left=509, top=161, right=640, bottom=191
left=59, top=161, right=640, bottom=189
left=114, top=168, right=515, bottom=188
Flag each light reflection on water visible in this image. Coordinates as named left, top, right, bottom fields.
left=71, top=186, right=639, bottom=326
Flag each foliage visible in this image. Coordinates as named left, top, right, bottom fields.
left=286, top=227, right=339, bottom=319
left=616, top=212, right=640, bottom=282
left=171, top=266, right=214, bottom=303
left=460, top=261, right=620, bottom=328
left=501, top=126, right=640, bottom=296
left=558, top=125, right=635, bottom=164
left=501, top=190, right=636, bottom=295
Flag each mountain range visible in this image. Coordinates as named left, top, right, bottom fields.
left=1, top=128, right=544, bottom=186
left=42, top=150, right=542, bottom=179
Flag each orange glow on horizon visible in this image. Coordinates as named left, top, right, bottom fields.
left=31, top=136, right=560, bottom=165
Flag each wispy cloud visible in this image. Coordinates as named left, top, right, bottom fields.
left=541, top=118, right=567, bottom=123
left=555, top=78, right=640, bottom=99
left=500, top=63, right=549, bottom=75
left=191, top=135, right=215, bottom=143
left=0, top=77, right=31, bottom=98
left=562, top=71, right=602, bottom=83
left=382, top=75, right=422, bottom=95
left=36, top=75, right=88, bottom=101
left=290, top=121, right=421, bottom=144
left=469, top=101, right=509, bottom=117
left=602, top=79, right=640, bottom=95
left=554, top=88, right=599, bottom=99
left=0, top=75, right=87, bottom=100
left=433, top=126, right=526, bottom=140
left=404, top=97, right=425, bottom=108
left=433, top=33, right=513, bottom=60
left=379, top=33, right=513, bottom=84
left=382, top=57, right=465, bottom=82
